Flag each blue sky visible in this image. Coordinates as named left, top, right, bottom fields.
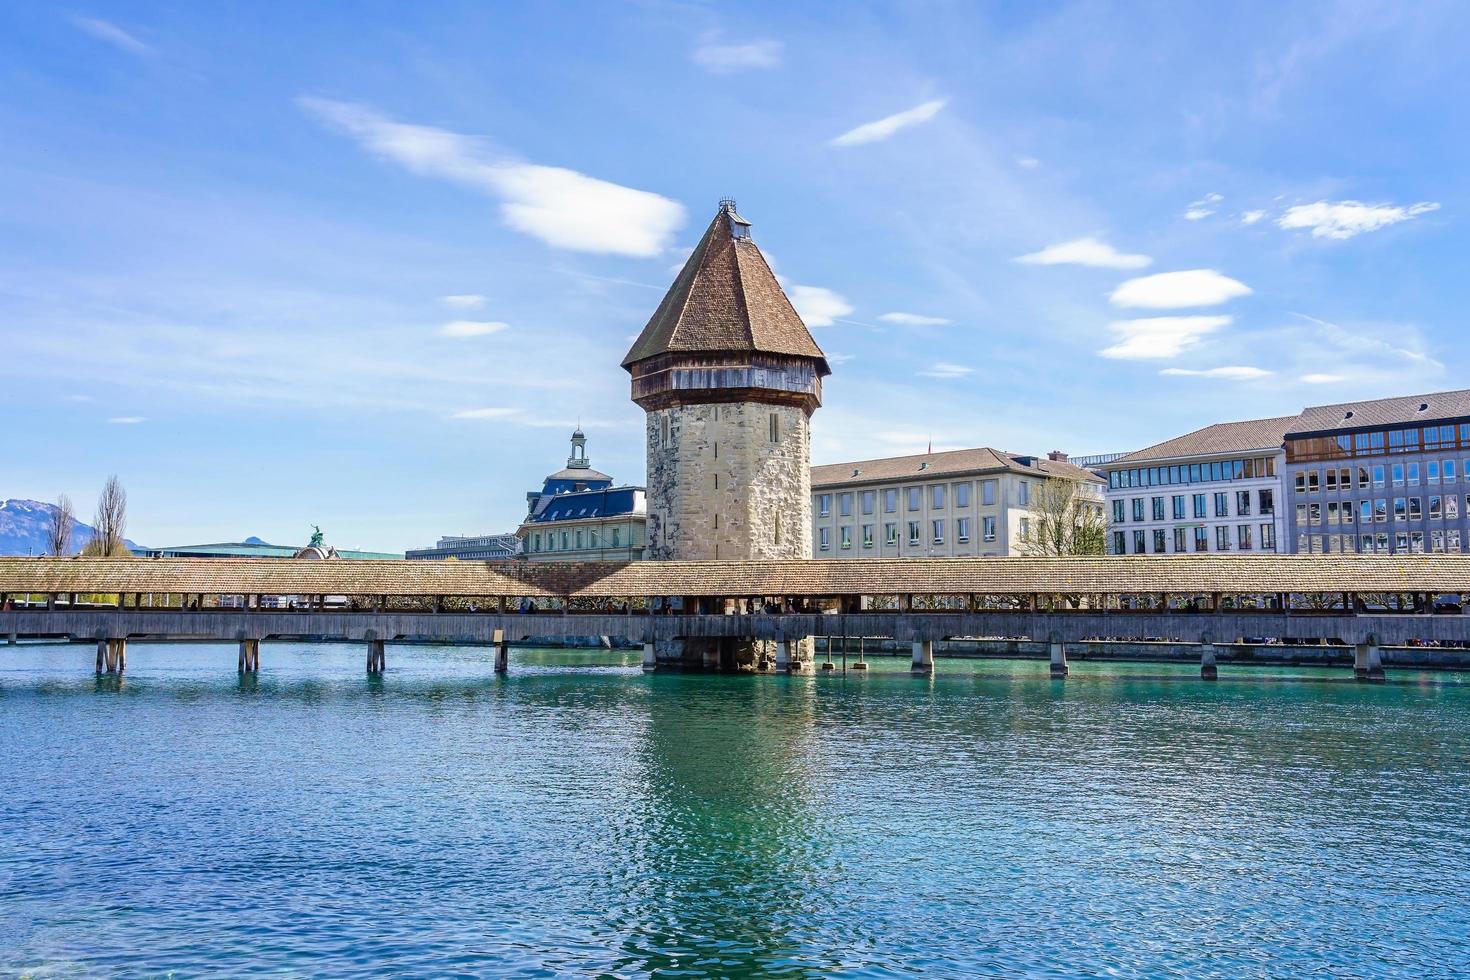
left=2, top=1, right=1465, bottom=552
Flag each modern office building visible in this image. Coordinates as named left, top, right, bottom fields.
left=811, top=448, right=1103, bottom=558
left=517, top=429, right=647, bottom=561
left=406, top=534, right=520, bottom=561
left=1101, top=416, right=1293, bottom=556
left=1283, top=388, right=1470, bottom=554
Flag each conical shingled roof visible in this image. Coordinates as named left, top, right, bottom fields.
left=621, top=203, right=829, bottom=374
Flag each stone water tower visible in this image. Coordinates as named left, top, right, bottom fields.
left=623, top=199, right=830, bottom=563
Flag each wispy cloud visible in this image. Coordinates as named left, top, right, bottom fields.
left=1110, top=270, right=1251, bottom=309
left=692, top=39, right=782, bottom=73
left=1016, top=156, right=1041, bottom=170
left=438, top=320, right=508, bottom=338
left=1016, top=237, right=1152, bottom=270
left=449, top=407, right=521, bottom=420
left=70, top=16, right=153, bottom=56
left=788, top=284, right=853, bottom=326
left=830, top=99, right=946, bottom=147
left=299, top=98, right=685, bottom=257
left=1240, top=209, right=1267, bottom=226
left=918, top=361, right=973, bottom=379
left=106, top=416, right=146, bottom=424
left=1184, top=192, right=1223, bottom=221
left=879, top=312, right=952, bottom=326
left=1159, top=366, right=1271, bottom=380
left=440, top=294, right=486, bottom=310
left=1278, top=200, right=1440, bottom=239
left=1099, top=316, right=1233, bottom=360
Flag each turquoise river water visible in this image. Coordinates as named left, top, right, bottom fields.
left=2, top=642, right=1468, bottom=977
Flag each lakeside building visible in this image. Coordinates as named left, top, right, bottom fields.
left=811, top=448, right=1104, bottom=558
left=1283, top=388, right=1470, bottom=554
left=1101, top=417, right=1293, bottom=556
left=147, top=538, right=401, bottom=560
left=406, top=534, right=520, bottom=561
left=517, top=430, right=647, bottom=562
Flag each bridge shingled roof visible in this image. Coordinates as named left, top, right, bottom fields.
left=2, top=556, right=1468, bottom=597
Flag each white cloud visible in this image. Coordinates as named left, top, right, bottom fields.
left=827, top=352, right=855, bottom=365
left=1016, top=157, right=1041, bottom=170
left=1300, top=373, right=1347, bottom=384
left=1016, top=237, right=1152, bottom=270
left=438, top=320, right=508, bottom=338
left=106, top=416, right=146, bottom=424
left=449, top=407, right=521, bottom=420
left=299, top=98, right=685, bottom=257
left=1277, top=200, right=1440, bottom=240
left=830, top=99, right=946, bottom=147
left=1159, top=366, right=1271, bottom=380
left=1110, top=269, right=1252, bottom=309
left=440, top=294, right=486, bottom=310
left=692, top=39, right=782, bottom=73
left=787, top=284, right=853, bottom=327
left=879, top=312, right=952, bottom=326
left=1184, top=192, right=1223, bottom=220
left=1240, top=209, right=1267, bottom=226
left=918, top=362, right=973, bottom=379
left=70, top=16, right=153, bottom=56
left=1099, top=316, right=1233, bottom=360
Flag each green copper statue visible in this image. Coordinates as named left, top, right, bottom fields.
left=309, top=525, right=324, bottom=548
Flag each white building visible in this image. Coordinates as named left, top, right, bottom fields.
left=811, top=448, right=1104, bottom=558
left=1100, top=416, right=1293, bottom=556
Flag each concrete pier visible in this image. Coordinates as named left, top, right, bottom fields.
left=7, top=631, right=15, bottom=646
left=776, top=638, right=809, bottom=674
left=367, top=638, right=386, bottom=674
left=494, top=635, right=509, bottom=674
left=1049, top=634, right=1067, bottom=679
left=1200, top=636, right=1218, bottom=681
left=911, top=639, right=934, bottom=676
left=1354, top=635, right=1385, bottom=683
left=642, top=642, right=657, bottom=673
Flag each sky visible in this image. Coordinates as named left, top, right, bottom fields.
left=2, top=1, right=1466, bottom=552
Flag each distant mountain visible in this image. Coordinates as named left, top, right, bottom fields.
left=242, top=536, right=269, bottom=546
left=0, top=499, right=144, bottom=556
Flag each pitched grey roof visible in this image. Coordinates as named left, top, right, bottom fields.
left=1109, top=416, right=1297, bottom=465
left=812, top=447, right=1103, bottom=488
left=622, top=203, right=828, bottom=371
left=1289, top=388, right=1470, bottom=436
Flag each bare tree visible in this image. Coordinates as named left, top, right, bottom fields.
left=1018, top=477, right=1108, bottom=557
left=87, top=475, right=129, bottom=557
left=47, top=493, right=75, bottom=557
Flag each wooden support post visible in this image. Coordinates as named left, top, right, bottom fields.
left=1200, top=634, right=1218, bottom=681
left=238, top=639, right=260, bottom=673
left=367, top=639, right=385, bottom=674
left=494, top=628, right=508, bottom=674
left=238, top=642, right=246, bottom=673
left=96, top=638, right=106, bottom=674
left=1048, top=633, right=1067, bottom=679
left=911, top=639, right=934, bottom=677
left=1354, top=633, right=1384, bottom=683
left=852, top=635, right=868, bottom=670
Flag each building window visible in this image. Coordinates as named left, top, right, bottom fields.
left=1407, top=462, right=1420, bottom=486
left=1019, top=482, right=1031, bottom=506
left=1153, top=529, right=1166, bottom=553
left=839, top=493, right=853, bottom=517
left=1446, top=459, right=1458, bottom=484
left=611, top=527, right=621, bottom=547
left=1214, top=492, right=1229, bottom=518
left=931, top=485, right=946, bottom=509
left=769, top=413, right=779, bottom=442
left=1216, top=525, right=1229, bottom=550
left=1373, top=465, right=1385, bottom=489
left=908, top=521, right=921, bottom=545
left=1152, top=497, right=1165, bottom=521
left=907, top=487, right=922, bottom=511
left=575, top=529, right=584, bottom=549
left=818, top=494, right=831, bottom=517
left=1430, top=495, right=1443, bottom=519
left=840, top=526, right=852, bottom=550
left=957, top=517, right=970, bottom=543
left=1236, top=490, right=1251, bottom=516
left=561, top=531, right=569, bottom=549
left=1019, top=517, right=1030, bottom=539
left=1195, top=527, right=1209, bottom=552
left=862, top=524, right=874, bottom=548
left=1173, top=527, right=1186, bottom=552
left=1172, top=495, right=1186, bottom=520
left=1429, top=460, right=1441, bottom=484
left=1448, top=495, right=1460, bottom=520
left=885, top=522, right=898, bottom=545
left=983, top=516, right=997, bottom=541
left=1409, top=497, right=1422, bottom=520
left=884, top=489, right=898, bottom=513
left=932, top=520, right=945, bottom=545
left=1392, top=463, right=1405, bottom=487
left=1394, top=497, right=1407, bottom=521
left=1133, top=530, right=1146, bottom=554
left=1259, top=488, right=1274, bottom=515
left=955, top=483, right=971, bottom=508
left=1113, top=531, right=1126, bottom=555
left=982, top=481, right=997, bottom=506
left=1132, top=498, right=1145, bottom=522
left=1238, top=524, right=1252, bottom=550
left=862, top=490, right=875, bottom=515
left=1112, top=500, right=1125, bottom=523
left=1193, top=494, right=1207, bottom=519
left=819, top=527, right=830, bottom=551
left=1374, top=499, right=1388, bottom=523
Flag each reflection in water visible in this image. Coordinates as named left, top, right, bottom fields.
left=1, top=643, right=1468, bottom=977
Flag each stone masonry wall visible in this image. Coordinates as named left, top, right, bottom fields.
left=645, top=401, right=813, bottom=562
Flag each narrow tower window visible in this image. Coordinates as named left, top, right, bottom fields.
left=660, top=416, right=670, bottom=447
left=775, top=513, right=782, bottom=546
left=769, top=412, right=780, bottom=443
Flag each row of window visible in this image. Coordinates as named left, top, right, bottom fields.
left=816, top=480, right=1029, bottom=519
left=1112, top=489, right=1274, bottom=524
left=1294, top=494, right=1468, bottom=527
left=1287, top=422, right=1470, bottom=463
left=1294, top=459, right=1465, bottom=493
left=1300, top=531, right=1463, bottom=554
left=530, top=526, right=626, bottom=552
left=1112, top=523, right=1278, bottom=555
left=818, top=515, right=1022, bottom=550
left=1107, top=456, right=1276, bottom=490
left=655, top=408, right=784, bottom=448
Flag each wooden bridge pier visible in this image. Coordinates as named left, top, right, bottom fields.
left=852, top=636, right=868, bottom=671
left=367, top=639, right=386, bottom=674
left=237, top=639, right=260, bottom=674
left=95, top=638, right=126, bottom=674
left=494, top=631, right=509, bottom=674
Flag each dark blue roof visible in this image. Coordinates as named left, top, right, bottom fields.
left=539, top=477, right=613, bottom=497
left=529, top=487, right=641, bottom=524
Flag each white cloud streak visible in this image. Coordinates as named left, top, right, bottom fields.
left=1159, top=366, right=1271, bottom=380
left=299, top=98, right=685, bottom=257
left=787, top=285, right=854, bottom=327
left=1110, top=270, right=1252, bottom=309
left=106, top=416, right=146, bottom=424
left=1277, top=200, right=1440, bottom=239
left=1099, top=316, right=1233, bottom=360
left=1240, top=209, right=1267, bottom=225
left=70, top=16, right=153, bottom=56
left=440, top=294, right=486, bottom=309
left=1016, top=237, right=1152, bottom=270
left=830, top=99, right=946, bottom=147
left=692, top=39, right=782, bottom=73
left=918, top=362, right=973, bottom=378
left=438, top=320, right=508, bottom=338
left=879, top=312, right=952, bottom=326
left=449, top=407, right=521, bottom=420
left=1184, top=192, right=1223, bottom=220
